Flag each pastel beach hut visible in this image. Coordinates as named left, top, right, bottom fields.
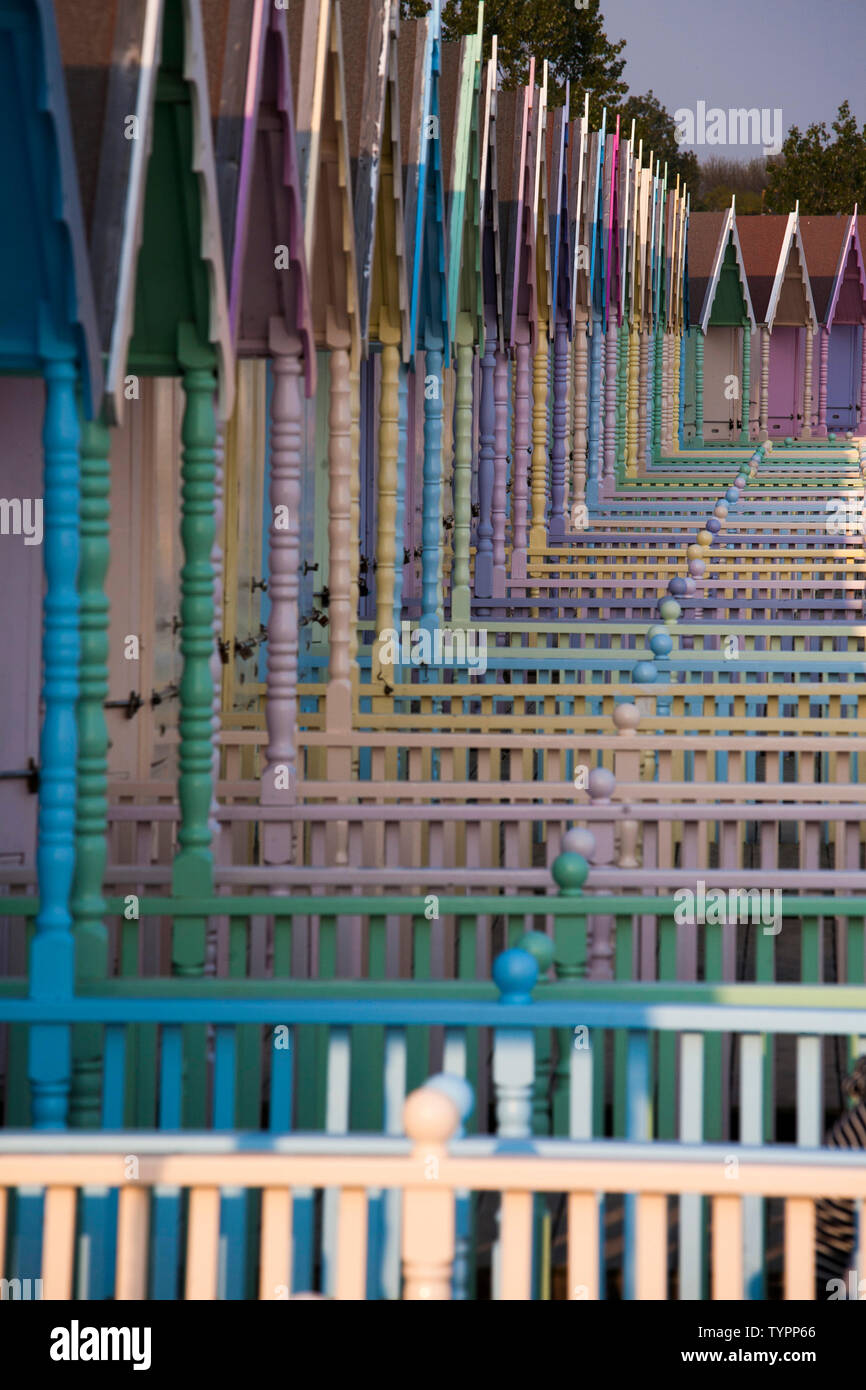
left=684, top=206, right=755, bottom=446
left=800, top=213, right=866, bottom=437
left=738, top=211, right=817, bottom=440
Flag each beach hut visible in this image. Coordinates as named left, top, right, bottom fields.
left=684, top=207, right=755, bottom=445
left=800, top=214, right=866, bottom=436
left=738, top=211, right=817, bottom=440
left=547, top=89, right=573, bottom=533
left=0, top=0, right=102, bottom=1094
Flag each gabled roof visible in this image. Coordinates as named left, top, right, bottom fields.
left=586, top=115, right=606, bottom=316
left=568, top=98, right=589, bottom=319
left=496, top=67, right=535, bottom=344
left=547, top=93, right=572, bottom=333
left=478, top=38, right=504, bottom=348
left=800, top=213, right=866, bottom=327
left=440, top=7, right=484, bottom=347
left=340, top=0, right=409, bottom=357
left=397, top=3, right=449, bottom=359
left=738, top=212, right=816, bottom=330
left=203, top=0, right=315, bottom=391
left=603, top=121, right=619, bottom=329
left=114, top=0, right=235, bottom=420
left=618, top=128, right=633, bottom=323
left=687, top=207, right=756, bottom=333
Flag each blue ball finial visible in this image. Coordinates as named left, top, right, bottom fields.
left=632, top=659, right=659, bottom=682
left=649, top=629, right=673, bottom=657
left=551, top=850, right=590, bottom=893
left=725, top=487, right=739, bottom=503
left=492, top=948, right=539, bottom=1004
left=425, top=1072, right=475, bottom=1122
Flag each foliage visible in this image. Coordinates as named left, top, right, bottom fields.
left=694, top=157, right=769, bottom=214
left=764, top=102, right=866, bottom=214
left=617, top=90, right=698, bottom=192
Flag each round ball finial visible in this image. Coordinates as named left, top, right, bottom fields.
left=668, top=576, right=688, bottom=596
left=725, top=487, right=739, bottom=503
left=828, top=431, right=837, bottom=442
left=551, top=850, right=591, bottom=892
left=686, top=543, right=703, bottom=560
left=632, top=659, right=659, bottom=683
left=714, top=502, right=728, bottom=519
left=515, top=929, right=555, bottom=973
left=734, top=475, right=747, bottom=489
left=696, top=529, right=713, bottom=547
left=587, top=766, right=616, bottom=801
left=688, top=557, right=706, bottom=577
left=403, top=1086, right=460, bottom=1144
left=424, top=1072, right=475, bottom=1123
left=683, top=575, right=697, bottom=596
left=706, top=517, right=722, bottom=534
left=658, top=597, right=681, bottom=621
left=561, top=825, right=597, bottom=859
left=649, top=630, right=673, bottom=657
left=612, top=700, right=641, bottom=732
left=784, top=436, right=793, bottom=447
left=492, top=946, right=540, bottom=1002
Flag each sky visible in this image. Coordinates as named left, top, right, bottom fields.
left=599, top=0, right=866, bottom=160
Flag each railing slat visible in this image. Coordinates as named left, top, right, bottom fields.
left=784, top=1197, right=816, bottom=1301
left=41, top=1185, right=76, bottom=1300
left=711, top=1195, right=743, bottom=1299
left=336, top=1188, right=368, bottom=1301
left=259, top=1187, right=292, bottom=1300
left=116, top=1185, right=149, bottom=1300
left=500, top=1191, right=533, bottom=1300
left=185, top=1187, right=221, bottom=1300
left=567, top=1192, right=599, bottom=1299
left=635, top=1193, right=667, bottom=1301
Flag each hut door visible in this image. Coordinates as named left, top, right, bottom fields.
left=827, top=325, right=858, bottom=430
left=703, top=328, right=738, bottom=441
left=768, top=326, right=801, bottom=435
left=0, top=378, right=42, bottom=873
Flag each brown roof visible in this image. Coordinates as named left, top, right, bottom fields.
left=737, top=215, right=789, bottom=322
left=799, top=216, right=849, bottom=323
left=54, top=0, right=119, bottom=232
left=339, top=0, right=376, bottom=163
left=495, top=86, right=521, bottom=207
left=687, top=210, right=727, bottom=325
left=438, top=40, right=462, bottom=195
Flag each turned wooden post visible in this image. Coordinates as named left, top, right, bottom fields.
left=652, top=327, right=663, bottom=460
left=529, top=329, right=549, bottom=554
left=801, top=326, right=813, bottom=439
left=402, top=1088, right=458, bottom=1300
left=393, top=362, right=409, bottom=628
left=71, top=414, right=111, bottom=1127
left=587, top=318, right=602, bottom=503
left=475, top=329, right=496, bottom=599
left=816, top=326, right=829, bottom=437
left=571, top=311, right=588, bottom=509
left=171, top=329, right=218, bottom=981
left=511, top=336, right=531, bottom=580
left=374, top=337, right=400, bottom=683
left=626, top=323, right=639, bottom=475
left=550, top=317, right=569, bottom=536
left=586, top=767, right=617, bottom=981
left=759, top=325, right=770, bottom=441
left=349, top=348, right=361, bottom=668
left=260, top=323, right=305, bottom=869
left=694, top=327, right=705, bottom=447
left=617, top=321, right=628, bottom=473
left=638, top=329, right=650, bottom=467
left=859, top=323, right=866, bottom=434
left=492, top=347, right=509, bottom=598
left=643, top=327, right=655, bottom=464
left=30, top=355, right=81, bottom=1128
left=603, top=317, right=617, bottom=492
left=420, top=346, right=444, bottom=629
left=740, top=323, right=752, bottom=444
left=451, top=334, right=474, bottom=623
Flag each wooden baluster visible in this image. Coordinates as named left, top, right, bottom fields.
left=261, top=325, right=304, bottom=870
left=603, top=317, right=617, bottom=494
left=451, top=335, right=473, bottom=622
left=759, top=325, right=770, bottom=441
left=550, top=317, right=569, bottom=536
left=421, top=346, right=444, bottom=629
left=349, top=347, right=361, bottom=673
left=172, top=332, right=219, bottom=982
left=393, top=362, right=409, bottom=628
left=327, top=325, right=354, bottom=866
left=402, top=1088, right=458, bottom=1300
left=652, top=325, right=663, bottom=459
left=587, top=318, right=602, bottom=503
left=626, top=322, right=639, bottom=474
left=801, top=326, right=813, bottom=440
left=859, top=323, right=866, bottom=434
left=694, top=327, right=704, bottom=448
left=475, top=329, right=496, bottom=601
left=71, top=415, right=110, bottom=1128
left=816, top=325, right=829, bottom=437
left=678, top=333, right=686, bottom=447
left=617, top=321, right=629, bottom=472
left=572, top=311, right=588, bottom=509
left=491, top=949, right=537, bottom=1296
left=740, top=321, right=752, bottom=444
left=511, top=337, right=531, bottom=580
left=586, top=768, right=616, bottom=981
left=374, top=338, right=400, bottom=682
left=492, top=347, right=509, bottom=599
left=30, top=356, right=81, bottom=1128
left=644, top=325, right=655, bottom=464
left=529, top=328, right=549, bottom=556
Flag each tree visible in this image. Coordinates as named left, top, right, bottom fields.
left=402, top=0, right=627, bottom=121
left=764, top=101, right=866, bottom=214
left=617, top=90, right=698, bottom=191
